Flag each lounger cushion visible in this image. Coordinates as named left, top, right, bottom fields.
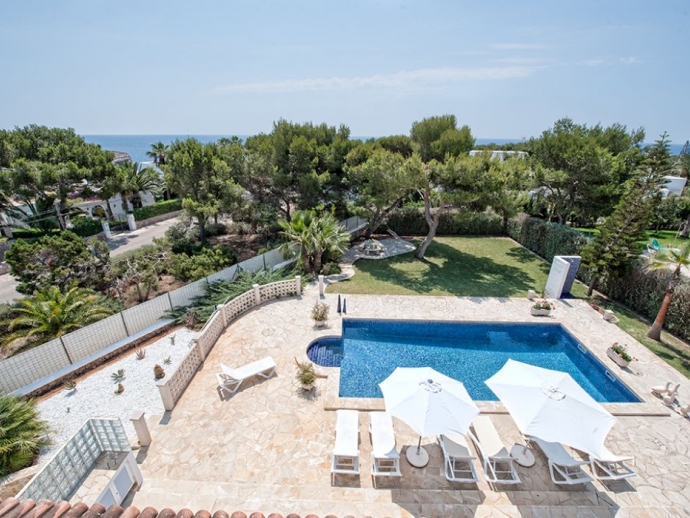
left=472, top=416, right=511, bottom=458
left=333, top=410, right=359, bottom=457
left=440, top=433, right=473, bottom=459
left=533, top=438, right=587, bottom=467
left=370, top=412, right=399, bottom=458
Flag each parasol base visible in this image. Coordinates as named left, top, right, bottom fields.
left=510, top=444, right=535, bottom=467
left=405, top=446, right=429, bottom=468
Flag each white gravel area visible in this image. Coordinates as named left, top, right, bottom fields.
left=37, top=328, right=198, bottom=458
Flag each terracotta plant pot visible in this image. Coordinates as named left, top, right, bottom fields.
left=607, top=347, right=630, bottom=368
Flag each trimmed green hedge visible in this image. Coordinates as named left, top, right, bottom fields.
left=11, top=228, right=61, bottom=240
left=133, top=199, right=182, bottom=221
left=506, top=214, right=590, bottom=263
left=70, top=217, right=103, bottom=237
left=381, top=208, right=504, bottom=236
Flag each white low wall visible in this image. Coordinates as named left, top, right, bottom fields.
left=156, top=276, right=301, bottom=411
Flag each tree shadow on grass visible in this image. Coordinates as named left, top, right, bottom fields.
left=357, top=240, right=540, bottom=297
left=505, top=246, right=551, bottom=275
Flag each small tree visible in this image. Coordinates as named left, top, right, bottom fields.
left=581, top=172, right=662, bottom=297
left=644, top=242, right=690, bottom=340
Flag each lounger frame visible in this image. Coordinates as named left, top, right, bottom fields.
left=217, top=357, right=277, bottom=396
left=438, top=434, right=478, bottom=483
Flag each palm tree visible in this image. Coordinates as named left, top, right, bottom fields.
left=1, top=285, right=114, bottom=353
left=117, top=163, right=162, bottom=212
left=279, top=211, right=350, bottom=274
left=0, top=394, right=51, bottom=477
left=645, top=242, right=690, bottom=340
left=147, top=142, right=169, bottom=167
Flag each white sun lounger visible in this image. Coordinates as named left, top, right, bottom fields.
left=331, top=410, right=360, bottom=476
left=469, top=416, right=521, bottom=485
left=369, top=412, right=401, bottom=481
left=438, top=433, right=478, bottom=483
left=589, top=446, right=636, bottom=481
left=217, top=357, right=277, bottom=396
left=532, top=437, right=593, bottom=485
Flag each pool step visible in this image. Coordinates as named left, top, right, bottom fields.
left=308, top=340, right=342, bottom=367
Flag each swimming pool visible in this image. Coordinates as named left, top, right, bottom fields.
left=335, top=319, right=640, bottom=403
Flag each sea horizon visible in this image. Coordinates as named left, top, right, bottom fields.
left=82, top=134, right=686, bottom=164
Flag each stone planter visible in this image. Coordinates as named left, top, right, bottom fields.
left=301, top=383, right=314, bottom=391
left=607, top=347, right=630, bottom=368
left=314, top=320, right=326, bottom=328
left=530, top=308, right=551, bottom=317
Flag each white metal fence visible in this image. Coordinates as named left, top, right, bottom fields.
left=156, top=276, right=301, bottom=411
left=0, top=248, right=295, bottom=395
left=16, top=419, right=130, bottom=503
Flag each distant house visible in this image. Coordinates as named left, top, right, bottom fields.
left=660, top=176, right=687, bottom=198
left=469, top=150, right=528, bottom=161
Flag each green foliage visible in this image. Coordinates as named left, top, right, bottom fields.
left=70, top=217, right=103, bottom=238
left=10, top=228, right=61, bottom=240
left=321, top=262, right=341, bottom=275
left=166, top=268, right=296, bottom=325
left=279, top=211, right=350, bottom=274
left=384, top=208, right=504, bottom=236
left=169, top=245, right=237, bottom=282
left=112, top=243, right=169, bottom=302
left=1, top=285, right=114, bottom=353
left=5, top=231, right=111, bottom=294
left=132, top=199, right=182, bottom=221
left=506, top=215, right=590, bottom=262
left=410, top=115, right=474, bottom=163
left=111, top=369, right=125, bottom=382
left=0, top=394, right=51, bottom=477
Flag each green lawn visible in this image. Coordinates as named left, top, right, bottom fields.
left=591, top=297, right=690, bottom=379
left=329, top=236, right=587, bottom=298
left=575, top=228, right=688, bottom=251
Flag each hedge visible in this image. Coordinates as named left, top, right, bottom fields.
left=11, top=228, right=61, bottom=240
left=133, top=199, right=182, bottom=221
left=507, top=214, right=690, bottom=344
left=70, top=217, right=103, bottom=237
left=506, top=214, right=591, bottom=263
left=381, top=208, right=504, bottom=236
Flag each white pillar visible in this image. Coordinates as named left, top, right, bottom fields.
left=218, top=303, right=227, bottom=327
left=130, top=411, right=152, bottom=446
left=253, top=283, right=261, bottom=305
left=126, top=213, right=137, bottom=231
left=295, top=276, right=301, bottom=296
left=318, top=275, right=325, bottom=296
left=156, top=380, right=174, bottom=411
left=101, top=220, right=112, bottom=240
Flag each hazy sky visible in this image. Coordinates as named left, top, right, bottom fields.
left=1, top=1, right=688, bottom=141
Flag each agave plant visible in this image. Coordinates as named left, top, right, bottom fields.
left=0, top=394, right=51, bottom=477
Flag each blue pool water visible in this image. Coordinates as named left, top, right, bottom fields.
left=334, top=319, right=640, bottom=403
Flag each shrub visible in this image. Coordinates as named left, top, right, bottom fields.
left=228, top=221, right=253, bottom=235
left=204, top=222, right=227, bottom=237
left=0, top=394, right=51, bottom=477
left=169, top=245, right=237, bottom=282
left=153, top=364, right=165, bottom=380
left=382, top=208, right=504, bottom=236
left=132, top=199, right=182, bottom=221
left=11, top=228, right=61, bottom=240
left=506, top=214, right=590, bottom=262
left=70, top=217, right=102, bottom=237
left=321, top=262, right=342, bottom=275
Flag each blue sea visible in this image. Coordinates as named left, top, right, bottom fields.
left=82, top=134, right=686, bottom=164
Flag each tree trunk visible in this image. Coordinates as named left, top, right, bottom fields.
left=121, top=195, right=130, bottom=214
left=414, top=186, right=443, bottom=260
left=586, top=274, right=598, bottom=297
left=313, top=249, right=323, bottom=275
left=105, top=201, right=114, bottom=220
left=647, top=290, right=673, bottom=340
left=366, top=196, right=406, bottom=238
left=197, top=216, right=206, bottom=242
left=680, top=215, right=690, bottom=238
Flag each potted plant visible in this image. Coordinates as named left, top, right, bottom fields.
left=607, top=342, right=636, bottom=368
left=530, top=299, right=553, bottom=316
left=311, top=301, right=330, bottom=327
left=295, top=359, right=317, bottom=390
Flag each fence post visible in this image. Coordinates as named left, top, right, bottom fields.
left=167, top=291, right=174, bottom=311
left=218, top=303, right=227, bottom=327
left=120, top=312, right=131, bottom=336
left=156, top=380, right=175, bottom=412
left=318, top=275, right=325, bottom=296
left=253, top=284, right=261, bottom=305
left=295, top=276, right=301, bottom=296
left=59, top=336, right=74, bottom=364
left=130, top=411, right=152, bottom=446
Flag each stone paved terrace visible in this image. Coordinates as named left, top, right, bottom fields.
left=127, top=284, right=690, bottom=517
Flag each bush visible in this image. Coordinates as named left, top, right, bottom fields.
left=204, top=222, right=227, bottom=237
left=70, top=217, right=102, bottom=237
left=506, top=214, right=590, bottom=263
left=132, top=199, right=182, bottom=221
left=165, top=221, right=202, bottom=255
left=228, top=221, right=253, bottom=235
left=169, top=245, right=237, bottom=282
left=382, top=208, right=504, bottom=236
left=11, top=228, right=61, bottom=240
left=321, top=262, right=342, bottom=275
left=0, top=394, right=51, bottom=477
